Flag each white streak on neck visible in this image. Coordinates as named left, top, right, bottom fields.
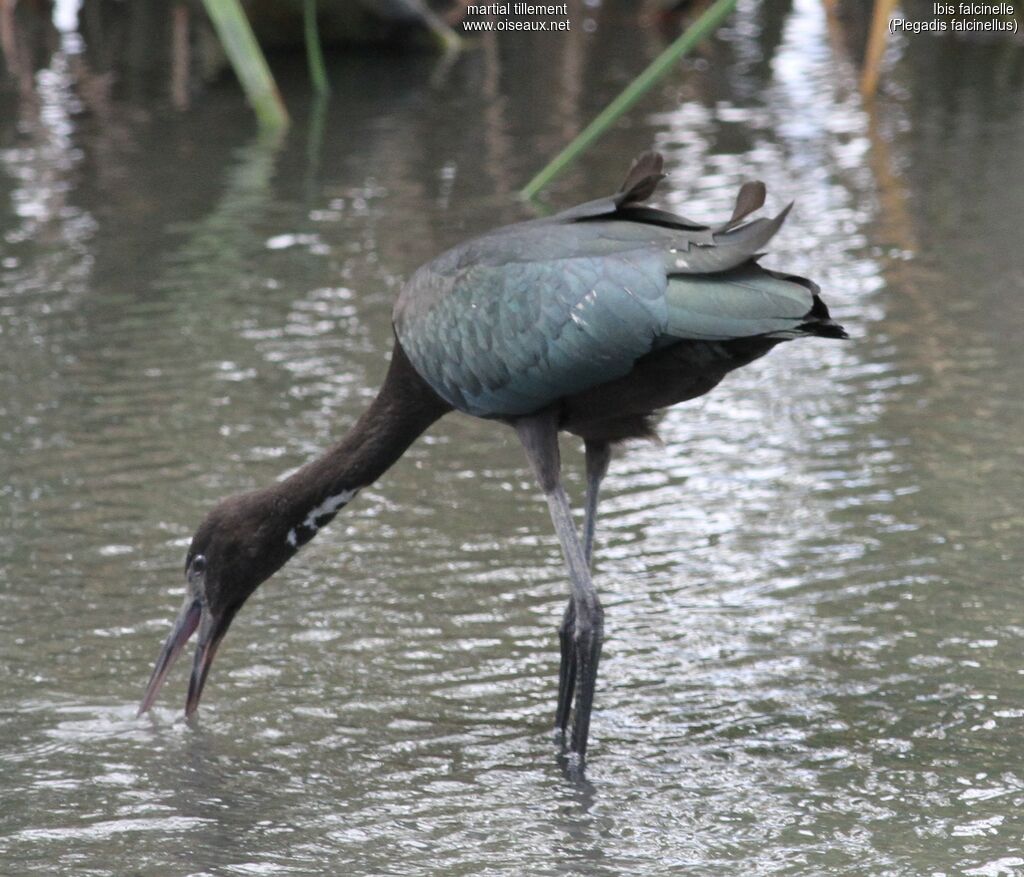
left=286, top=487, right=360, bottom=547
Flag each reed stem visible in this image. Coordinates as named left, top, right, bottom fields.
left=519, top=0, right=738, bottom=200
left=202, top=0, right=289, bottom=130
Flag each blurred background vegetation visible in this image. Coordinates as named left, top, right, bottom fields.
left=1, top=1, right=1019, bottom=129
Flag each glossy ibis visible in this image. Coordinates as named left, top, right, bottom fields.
left=139, top=151, right=846, bottom=763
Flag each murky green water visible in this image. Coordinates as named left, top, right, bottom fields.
left=3, top=1, right=1024, bottom=874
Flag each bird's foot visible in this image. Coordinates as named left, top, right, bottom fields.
left=556, top=747, right=595, bottom=786
left=551, top=612, right=603, bottom=769
left=554, top=601, right=577, bottom=732
left=567, top=613, right=602, bottom=759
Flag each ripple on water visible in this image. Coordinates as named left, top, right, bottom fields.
left=4, top=2, right=1024, bottom=873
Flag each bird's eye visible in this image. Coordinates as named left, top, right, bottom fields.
left=190, top=554, right=207, bottom=576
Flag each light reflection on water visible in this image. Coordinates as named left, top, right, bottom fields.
left=2, top=1, right=1024, bottom=874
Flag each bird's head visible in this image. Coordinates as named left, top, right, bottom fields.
left=138, top=489, right=292, bottom=718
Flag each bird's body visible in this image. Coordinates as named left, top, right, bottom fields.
left=395, top=153, right=841, bottom=428
left=140, top=152, right=846, bottom=767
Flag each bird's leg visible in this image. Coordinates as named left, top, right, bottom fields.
left=515, top=412, right=604, bottom=761
left=555, top=598, right=576, bottom=737
left=583, top=440, right=611, bottom=568
left=553, top=440, right=610, bottom=735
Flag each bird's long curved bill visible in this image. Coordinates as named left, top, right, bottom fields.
left=139, top=596, right=234, bottom=718
left=138, top=598, right=201, bottom=716
left=184, top=620, right=226, bottom=719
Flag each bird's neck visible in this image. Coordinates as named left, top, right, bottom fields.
left=274, top=342, right=451, bottom=549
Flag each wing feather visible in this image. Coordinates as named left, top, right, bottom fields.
left=393, top=152, right=834, bottom=418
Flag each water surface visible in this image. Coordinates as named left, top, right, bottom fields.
left=3, top=2, right=1024, bottom=874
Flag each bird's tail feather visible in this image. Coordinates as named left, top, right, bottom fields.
left=716, top=181, right=767, bottom=231
left=664, top=264, right=847, bottom=342
left=615, top=151, right=666, bottom=208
